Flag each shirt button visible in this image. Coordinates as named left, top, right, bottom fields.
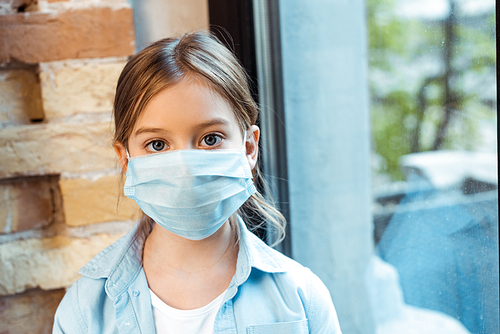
left=133, top=290, right=140, bottom=297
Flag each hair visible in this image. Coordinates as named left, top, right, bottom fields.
left=113, top=32, right=286, bottom=249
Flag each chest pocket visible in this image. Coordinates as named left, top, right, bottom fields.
left=247, top=319, right=308, bottom=334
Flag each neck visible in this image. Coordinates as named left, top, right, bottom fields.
left=143, top=220, right=237, bottom=275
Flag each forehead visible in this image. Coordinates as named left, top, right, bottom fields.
left=133, top=77, right=240, bottom=131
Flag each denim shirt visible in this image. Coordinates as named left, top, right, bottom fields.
left=53, top=218, right=342, bottom=334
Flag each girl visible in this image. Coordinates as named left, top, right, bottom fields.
left=53, top=32, right=341, bottom=334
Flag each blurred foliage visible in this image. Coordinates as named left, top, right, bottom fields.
left=368, top=0, right=496, bottom=181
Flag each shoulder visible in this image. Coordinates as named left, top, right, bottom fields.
left=266, top=250, right=335, bottom=314
left=53, top=277, right=108, bottom=334
left=291, top=268, right=342, bottom=333
left=242, top=232, right=342, bottom=333
left=53, top=225, right=143, bottom=333
left=242, top=226, right=325, bottom=292
left=271, top=256, right=342, bottom=333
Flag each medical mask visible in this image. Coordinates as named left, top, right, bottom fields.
left=123, top=143, right=256, bottom=240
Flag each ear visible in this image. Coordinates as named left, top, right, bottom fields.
left=245, top=125, right=260, bottom=170
left=114, top=142, right=129, bottom=174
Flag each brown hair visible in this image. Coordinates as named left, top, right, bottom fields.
left=113, top=32, right=285, bottom=248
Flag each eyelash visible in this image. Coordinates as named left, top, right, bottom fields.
left=145, top=139, right=168, bottom=152
left=143, top=133, right=224, bottom=152
left=200, top=133, right=224, bottom=148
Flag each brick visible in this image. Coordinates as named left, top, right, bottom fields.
left=40, top=59, right=126, bottom=118
left=0, top=120, right=116, bottom=178
left=0, top=6, right=135, bottom=64
left=0, top=176, right=58, bottom=234
left=0, top=0, right=37, bottom=15
left=0, top=67, right=44, bottom=125
left=0, top=233, right=125, bottom=295
left=0, top=288, right=65, bottom=334
left=60, top=174, right=142, bottom=227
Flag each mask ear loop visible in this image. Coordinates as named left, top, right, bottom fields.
left=126, top=150, right=130, bottom=160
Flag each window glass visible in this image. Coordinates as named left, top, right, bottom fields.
left=369, top=0, right=498, bottom=333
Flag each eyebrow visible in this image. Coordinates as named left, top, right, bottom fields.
left=194, top=118, right=230, bottom=130
left=133, top=118, right=230, bottom=137
left=133, top=127, right=168, bottom=137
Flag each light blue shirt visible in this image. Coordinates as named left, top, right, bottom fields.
left=53, top=219, right=342, bottom=333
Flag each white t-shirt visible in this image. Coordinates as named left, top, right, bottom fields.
left=149, top=289, right=226, bottom=334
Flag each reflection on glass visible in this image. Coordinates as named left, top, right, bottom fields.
left=368, top=0, right=497, bottom=333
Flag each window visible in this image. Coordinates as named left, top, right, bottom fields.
left=370, top=1, right=498, bottom=333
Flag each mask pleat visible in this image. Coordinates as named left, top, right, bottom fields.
left=124, top=149, right=256, bottom=240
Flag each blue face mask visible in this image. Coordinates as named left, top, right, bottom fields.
left=123, top=147, right=256, bottom=240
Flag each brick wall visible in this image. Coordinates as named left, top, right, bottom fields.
left=0, top=0, right=208, bottom=332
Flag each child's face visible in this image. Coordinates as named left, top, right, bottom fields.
left=115, top=78, right=259, bottom=173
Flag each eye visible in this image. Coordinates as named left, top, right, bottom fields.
left=146, top=140, right=167, bottom=152
left=201, top=134, right=222, bottom=147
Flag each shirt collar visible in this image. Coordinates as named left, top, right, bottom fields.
left=79, top=223, right=143, bottom=299
left=235, top=216, right=288, bottom=281
left=79, top=217, right=288, bottom=297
